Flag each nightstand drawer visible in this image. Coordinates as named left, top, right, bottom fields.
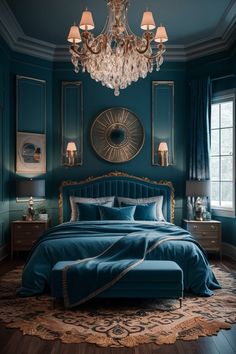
left=13, top=223, right=46, bottom=233
left=183, top=220, right=221, bottom=258
left=194, top=237, right=220, bottom=249
left=190, top=231, right=219, bottom=238
left=14, top=237, right=37, bottom=248
left=11, top=220, right=49, bottom=258
left=187, top=223, right=219, bottom=233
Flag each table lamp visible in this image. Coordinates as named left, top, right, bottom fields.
left=16, top=179, right=45, bottom=221
left=186, top=180, right=211, bottom=221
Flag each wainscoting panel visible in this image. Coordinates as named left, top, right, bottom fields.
left=0, top=102, right=3, bottom=202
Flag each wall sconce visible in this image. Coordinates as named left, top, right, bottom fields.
left=66, top=141, right=77, bottom=166
left=158, top=141, right=169, bottom=166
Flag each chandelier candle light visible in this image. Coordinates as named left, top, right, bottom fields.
left=67, top=0, right=168, bottom=96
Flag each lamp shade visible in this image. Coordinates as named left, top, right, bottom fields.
left=79, top=10, right=95, bottom=31
left=186, top=180, right=211, bottom=197
left=16, top=179, right=45, bottom=198
left=66, top=142, right=77, bottom=151
left=158, top=141, right=168, bottom=152
left=67, top=25, right=82, bottom=43
left=154, top=25, right=168, bottom=42
left=140, top=11, right=156, bottom=30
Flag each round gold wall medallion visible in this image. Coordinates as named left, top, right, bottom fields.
left=91, top=108, right=144, bottom=163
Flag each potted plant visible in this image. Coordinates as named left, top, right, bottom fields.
left=36, top=205, right=49, bottom=221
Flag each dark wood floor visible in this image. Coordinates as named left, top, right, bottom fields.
left=1, top=256, right=236, bottom=354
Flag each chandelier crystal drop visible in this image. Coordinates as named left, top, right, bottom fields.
left=67, top=0, right=168, bottom=96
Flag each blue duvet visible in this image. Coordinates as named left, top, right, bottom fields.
left=18, top=221, right=220, bottom=306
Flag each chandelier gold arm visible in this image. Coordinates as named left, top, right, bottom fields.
left=135, top=32, right=153, bottom=55
left=67, top=0, right=168, bottom=95
left=143, top=44, right=166, bottom=60
left=70, top=44, right=84, bottom=57
left=83, top=32, right=107, bottom=55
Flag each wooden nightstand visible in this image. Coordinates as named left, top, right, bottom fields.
left=11, top=220, right=49, bottom=259
left=183, top=220, right=221, bottom=258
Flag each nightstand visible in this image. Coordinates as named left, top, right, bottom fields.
left=183, top=220, right=221, bottom=259
left=11, top=220, right=49, bottom=259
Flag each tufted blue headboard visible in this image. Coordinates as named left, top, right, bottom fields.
left=59, top=171, right=175, bottom=223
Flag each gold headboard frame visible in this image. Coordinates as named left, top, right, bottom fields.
left=59, top=171, right=175, bottom=224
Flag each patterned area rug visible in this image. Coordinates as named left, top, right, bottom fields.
left=0, top=265, right=235, bottom=347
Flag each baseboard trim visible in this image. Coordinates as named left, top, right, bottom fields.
left=222, top=242, right=236, bottom=261
left=0, top=243, right=9, bottom=261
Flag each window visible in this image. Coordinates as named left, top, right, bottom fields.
left=210, top=92, right=235, bottom=216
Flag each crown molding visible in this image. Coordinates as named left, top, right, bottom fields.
left=0, top=0, right=235, bottom=63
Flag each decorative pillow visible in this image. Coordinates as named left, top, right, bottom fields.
left=121, top=201, right=157, bottom=221
left=69, top=196, right=115, bottom=221
left=76, top=201, right=113, bottom=221
left=118, top=195, right=165, bottom=221
left=98, top=205, right=136, bottom=221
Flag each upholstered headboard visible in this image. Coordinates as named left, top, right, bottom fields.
left=59, top=171, right=175, bottom=223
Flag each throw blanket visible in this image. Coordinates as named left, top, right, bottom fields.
left=18, top=221, right=220, bottom=307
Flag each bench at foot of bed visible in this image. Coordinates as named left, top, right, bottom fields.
left=51, top=260, right=184, bottom=308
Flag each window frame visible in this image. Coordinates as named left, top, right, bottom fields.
left=211, top=90, right=235, bottom=218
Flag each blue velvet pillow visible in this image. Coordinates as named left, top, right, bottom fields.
left=76, top=201, right=113, bottom=221
left=121, top=202, right=158, bottom=221
left=98, top=205, right=136, bottom=221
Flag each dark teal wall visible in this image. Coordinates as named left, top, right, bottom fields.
left=52, top=61, right=187, bottom=225
left=0, top=35, right=235, bottom=252
left=8, top=52, right=54, bottom=225
left=1, top=46, right=188, bottom=230
left=0, top=39, right=10, bottom=256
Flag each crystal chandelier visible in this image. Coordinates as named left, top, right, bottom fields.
left=67, top=0, right=168, bottom=96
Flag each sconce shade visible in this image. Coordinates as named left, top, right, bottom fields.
left=140, top=11, right=156, bottom=30
left=66, top=142, right=77, bottom=151
left=16, top=179, right=45, bottom=198
left=186, top=180, right=211, bottom=197
left=155, top=25, right=168, bottom=43
left=67, top=25, right=82, bottom=43
left=79, top=10, right=95, bottom=31
left=158, top=141, right=168, bottom=152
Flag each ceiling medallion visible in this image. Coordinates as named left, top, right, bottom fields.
left=67, top=0, right=168, bottom=96
left=91, top=108, right=144, bottom=163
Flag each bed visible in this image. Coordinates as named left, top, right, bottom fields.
left=18, top=171, right=220, bottom=307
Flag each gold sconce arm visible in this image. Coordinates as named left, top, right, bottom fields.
left=135, top=32, right=153, bottom=54
left=143, top=43, right=166, bottom=60
left=83, top=32, right=107, bottom=55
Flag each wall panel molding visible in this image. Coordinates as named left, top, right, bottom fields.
left=61, top=81, right=83, bottom=166
left=152, top=81, right=174, bottom=166
left=16, top=75, right=46, bottom=134
left=222, top=242, right=236, bottom=260
left=0, top=244, right=9, bottom=261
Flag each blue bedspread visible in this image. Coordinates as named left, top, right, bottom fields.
left=18, top=221, right=220, bottom=306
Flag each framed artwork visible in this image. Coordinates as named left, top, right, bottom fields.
left=16, top=132, right=46, bottom=173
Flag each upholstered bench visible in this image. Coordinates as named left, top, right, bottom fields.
left=51, top=260, right=183, bottom=307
